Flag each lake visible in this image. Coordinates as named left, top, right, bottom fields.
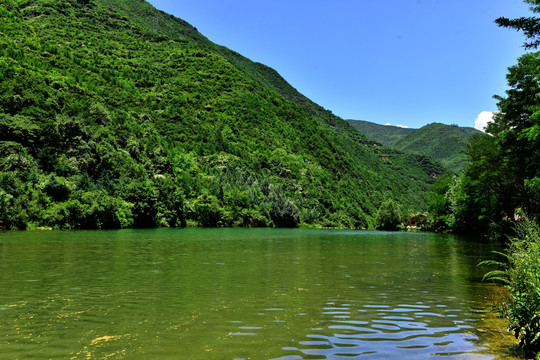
left=0, top=229, right=504, bottom=359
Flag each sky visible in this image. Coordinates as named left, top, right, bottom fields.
left=147, top=0, right=532, bottom=130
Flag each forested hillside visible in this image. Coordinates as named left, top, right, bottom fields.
left=392, top=123, right=481, bottom=172
left=0, top=0, right=445, bottom=230
left=346, top=120, right=414, bottom=147
left=348, top=120, right=481, bottom=172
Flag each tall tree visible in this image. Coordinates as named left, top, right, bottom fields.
left=452, top=0, right=540, bottom=235
left=491, top=0, right=540, bottom=220
left=496, top=0, right=540, bottom=49
left=488, top=51, right=540, bottom=219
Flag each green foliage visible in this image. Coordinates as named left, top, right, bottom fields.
left=392, top=123, right=482, bottom=173
left=496, top=0, right=540, bottom=49
left=267, top=185, right=300, bottom=228
left=348, top=120, right=482, bottom=173
left=433, top=1, right=540, bottom=237
left=0, top=0, right=444, bottom=230
left=375, top=200, right=402, bottom=231
left=0, top=186, right=28, bottom=230
left=427, top=174, right=455, bottom=231
left=505, top=219, right=540, bottom=356
left=346, top=120, right=414, bottom=146
left=48, top=191, right=134, bottom=229
left=526, top=177, right=540, bottom=217
left=452, top=52, right=540, bottom=236
left=453, top=135, right=515, bottom=236
left=189, top=193, right=224, bottom=227
left=482, top=218, right=540, bottom=357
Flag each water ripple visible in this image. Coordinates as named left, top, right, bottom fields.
left=278, top=300, right=490, bottom=360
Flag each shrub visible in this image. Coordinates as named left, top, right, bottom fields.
left=505, top=219, right=540, bottom=357
left=482, top=218, right=540, bottom=358
left=43, top=175, right=71, bottom=202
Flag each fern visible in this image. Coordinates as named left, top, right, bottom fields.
left=478, top=251, right=509, bottom=282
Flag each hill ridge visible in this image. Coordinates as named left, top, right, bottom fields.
left=347, top=120, right=482, bottom=172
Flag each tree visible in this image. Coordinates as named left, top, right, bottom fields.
left=455, top=1, right=540, bottom=236
left=489, top=51, right=540, bottom=220
left=452, top=134, right=517, bottom=235
left=375, top=200, right=401, bottom=231
left=495, top=0, right=540, bottom=49
left=267, top=186, right=300, bottom=228
left=427, top=174, right=455, bottom=231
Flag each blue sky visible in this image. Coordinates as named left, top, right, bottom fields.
left=147, top=0, right=531, bottom=129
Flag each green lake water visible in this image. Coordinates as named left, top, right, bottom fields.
left=0, top=229, right=503, bottom=359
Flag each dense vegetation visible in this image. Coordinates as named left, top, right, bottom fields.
left=374, top=199, right=402, bottom=231
left=392, top=123, right=481, bottom=173
left=347, top=120, right=481, bottom=173
left=346, top=120, right=414, bottom=147
left=427, top=45, right=539, bottom=237
left=483, top=218, right=540, bottom=358
left=0, top=0, right=445, bottom=230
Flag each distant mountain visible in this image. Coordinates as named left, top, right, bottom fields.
left=347, top=120, right=482, bottom=172
left=0, top=0, right=445, bottom=230
left=393, top=123, right=482, bottom=172
left=346, top=120, right=415, bottom=147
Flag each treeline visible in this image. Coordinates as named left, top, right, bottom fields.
left=427, top=47, right=539, bottom=237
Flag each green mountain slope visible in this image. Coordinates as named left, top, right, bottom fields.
left=347, top=120, right=415, bottom=147
left=348, top=120, right=481, bottom=172
left=102, top=0, right=365, bottom=136
left=0, top=0, right=444, bottom=230
left=393, top=123, right=481, bottom=172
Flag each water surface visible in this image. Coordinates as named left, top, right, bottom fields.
left=0, top=229, right=501, bottom=359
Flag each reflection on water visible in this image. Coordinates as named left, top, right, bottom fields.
left=275, top=300, right=490, bottom=360
left=0, top=229, right=501, bottom=359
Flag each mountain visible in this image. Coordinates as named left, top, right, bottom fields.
left=347, top=120, right=482, bottom=172
left=346, top=120, right=415, bottom=147
left=0, top=0, right=445, bottom=230
left=392, top=123, right=482, bottom=172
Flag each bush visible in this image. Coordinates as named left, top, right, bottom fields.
left=482, top=218, right=540, bottom=358
left=505, top=219, right=540, bottom=357
left=43, top=175, right=72, bottom=201
left=122, top=180, right=159, bottom=228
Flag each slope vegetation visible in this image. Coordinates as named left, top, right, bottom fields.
left=348, top=120, right=481, bottom=172
left=347, top=120, right=415, bottom=147
left=393, top=123, right=481, bottom=172
left=0, top=0, right=444, bottom=229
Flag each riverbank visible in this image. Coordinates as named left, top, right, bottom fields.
left=478, top=283, right=526, bottom=359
